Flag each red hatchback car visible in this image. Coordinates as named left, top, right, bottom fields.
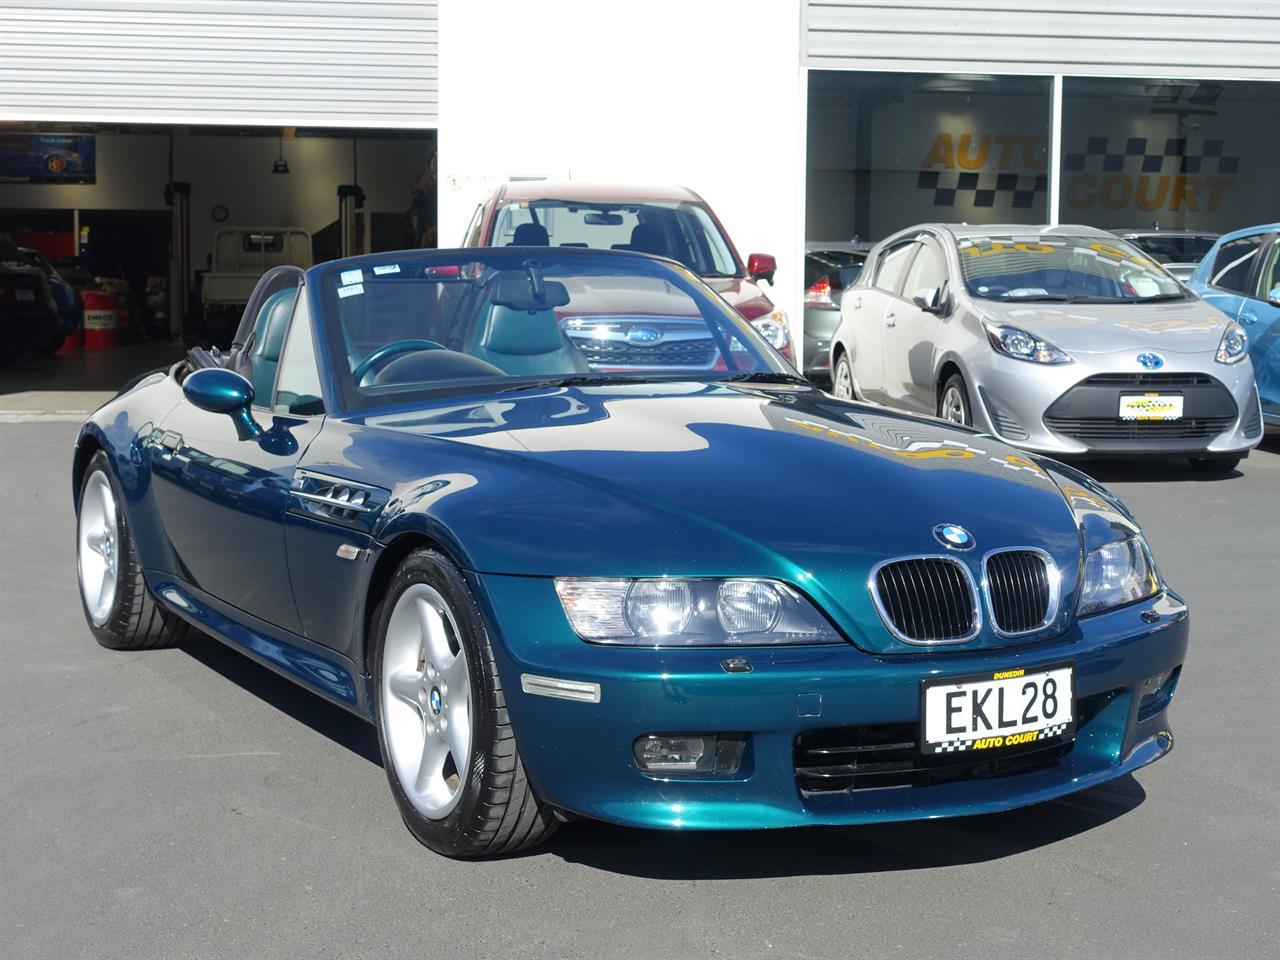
left=461, top=181, right=791, bottom=361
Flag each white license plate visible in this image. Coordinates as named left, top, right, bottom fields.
left=1119, top=393, right=1183, bottom=421
left=922, top=664, right=1074, bottom=754
left=14, top=289, right=34, bottom=301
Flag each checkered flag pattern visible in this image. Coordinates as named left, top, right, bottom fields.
left=917, top=170, right=1048, bottom=209
left=934, top=739, right=973, bottom=752
left=1037, top=723, right=1070, bottom=740
left=1063, top=137, right=1239, bottom=175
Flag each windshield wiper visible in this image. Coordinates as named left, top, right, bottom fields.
left=718, top=371, right=812, bottom=386
left=1131, top=292, right=1187, bottom=303
left=997, top=294, right=1078, bottom=302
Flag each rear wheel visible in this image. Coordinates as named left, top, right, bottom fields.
left=938, top=372, right=972, bottom=427
left=832, top=353, right=856, bottom=400
left=372, top=549, right=557, bottom=857
left=76, top=451, right=189, bottom=650
left=1188, top=457, right=1240, bottom=474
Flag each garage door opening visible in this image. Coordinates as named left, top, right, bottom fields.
left=0, top=122, right=437, bottom=398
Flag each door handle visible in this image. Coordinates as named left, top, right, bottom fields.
left=1240, top=311, right=1258, bottom=326
left=158, top=431, right=183, bottom=459
left=852, top=295, right=862, bottom=310
left=884, top=312, right=896, bottom=328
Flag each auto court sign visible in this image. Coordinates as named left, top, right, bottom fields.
left=917, top=131, right=1238, bottom=213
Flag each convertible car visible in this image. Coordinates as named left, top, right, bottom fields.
left=73, top=247, right=1188, bottom=857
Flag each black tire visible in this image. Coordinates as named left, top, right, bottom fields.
left=371, top=548, right=557, bottom=858
left=37, top=329, right=65, bottom=355
left=832, top=352, right=857, bottom=400
left=76, top=450, right=190, bottom=650
left=1188, top=457, right=1240, bottom=474
left=938, top=372, right=972, bottom=427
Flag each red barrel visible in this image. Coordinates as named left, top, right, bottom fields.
left=82, top=290, right=118, bottom=350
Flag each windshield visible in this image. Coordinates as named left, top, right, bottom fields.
left=489, top=200, right=742, bottom=278
left=316, top=250, right=795, bottom=411
left=956, top=235, right=1185, bottom=302
left=1124, top=234, right=1217, bottom=264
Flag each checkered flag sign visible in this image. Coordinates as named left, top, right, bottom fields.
left=1037, top=723, right=1069, bottom=740
left=917, top=171, right=1048, bottom=209
left=1064, top=137, right=1239, bottom=176
left=934, top=739, right=972, bottom=752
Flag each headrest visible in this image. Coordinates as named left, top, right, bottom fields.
left=511, top=223, right=550, bottom=246
left=487, top=271, right=570, bottom=312
left=629, top=222, right=667, bottom=256
left=252, top=288, right=297, bottom=362
left=483, top=305, right=567, bottom=356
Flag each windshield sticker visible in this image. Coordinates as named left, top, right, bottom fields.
left=337, top=283, right=364, bottom=299
left=373, top=264, right=401, bottom=276
left=960, top=241, right=1060, bottom=257
left=340, top=269, right=363, bottom=286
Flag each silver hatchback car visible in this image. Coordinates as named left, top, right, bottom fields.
left=829, top=224, right=1263, bottom=471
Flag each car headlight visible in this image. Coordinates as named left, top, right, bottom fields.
left=750, top=307, right=790, bottom=352
left=984, top=322, right=1072, bottom=364
left=554, top=577, right=842, bottom=646
left=1077, top=535, right=1160, bottom=617
left=1215, top=321, right=1248, bottom=364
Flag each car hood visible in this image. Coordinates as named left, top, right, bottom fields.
left=704, top=276, right=772, bottom=320
left=977, top=297, right=1228, bottom=355
left=324, top=384, right=1087, bottom=654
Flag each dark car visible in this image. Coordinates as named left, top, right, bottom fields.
left=463, top=181, right=793, bottom=365
left=0, top=239, right=65, bottom=357
left=803, top=241, right=870, bottom=381
left=1110, top=228, right=1219, bottom=282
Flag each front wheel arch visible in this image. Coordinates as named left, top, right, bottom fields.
left=362, top=531, right=462, bottom=677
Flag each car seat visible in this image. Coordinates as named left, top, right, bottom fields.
left=470, top=272, right=588, bottom=377
left=509, top=223, right=550, bottom=246
left=248, top=288, right=297, bottom=401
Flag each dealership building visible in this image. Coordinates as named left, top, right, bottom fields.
left=1, top=0, right=1277, bottom=364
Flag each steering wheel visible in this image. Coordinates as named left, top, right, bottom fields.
left=352, top=339, right=445, bottom=385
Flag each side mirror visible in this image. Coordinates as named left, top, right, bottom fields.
left=183, top=368, right=263, bottom=440
left=1268, top=286, right=1280, bottom=308
left=747, top=253, right=777, bottom=285
left=912, top=287, right=944, bottom=314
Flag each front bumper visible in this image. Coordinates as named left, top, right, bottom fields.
left=474, top=573, right=1188, bottom=831
left=971, top=349, right=1263, bottom=457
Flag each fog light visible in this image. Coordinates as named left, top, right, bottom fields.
left=1138, top=666, right=1181, bottom=721
left=634, top=734, right=745, bottom=776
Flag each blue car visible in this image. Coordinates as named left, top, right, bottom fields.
left=72, top=248, right=1188, bottom=857
left=1186, top=224, right=1280, bottom=428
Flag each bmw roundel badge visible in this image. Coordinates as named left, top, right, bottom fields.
left=1136, top=352, right=1164, bottom=370
left=933, top=523, right=975, bottom=551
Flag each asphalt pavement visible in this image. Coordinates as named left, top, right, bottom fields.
left=1, top=417, right=1277, bottom=960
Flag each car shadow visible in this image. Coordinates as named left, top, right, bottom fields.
left=541, top=775, right=1147, bottom=879
left=1073, top=456, right=1243, bottom=483
left=179, top=630, right=382, bottom=766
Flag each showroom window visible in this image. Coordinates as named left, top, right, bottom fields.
left=1059, top=78, right=1280, bottom=234
left=807, top=72, right=1052, bottom=243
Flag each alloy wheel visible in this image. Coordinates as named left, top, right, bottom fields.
left=380, top=583, right=473, bottom=820
left=77, top=471, right=119, bottom=626
left=941, top=385, right=968, bottom=425
left=833, top=359, right=854, bottom=400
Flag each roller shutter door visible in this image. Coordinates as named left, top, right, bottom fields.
left=0, top=0, right=438, bottom=127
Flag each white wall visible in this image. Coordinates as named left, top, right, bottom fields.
left=437, top=0, right=808, bottom=359
left=0, top=131, right=436, bottom=277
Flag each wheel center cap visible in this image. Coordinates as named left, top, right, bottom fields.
left=428, top=686, right=442, bottom=716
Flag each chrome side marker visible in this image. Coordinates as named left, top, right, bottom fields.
left=520, top=673, right=601, bottom=704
